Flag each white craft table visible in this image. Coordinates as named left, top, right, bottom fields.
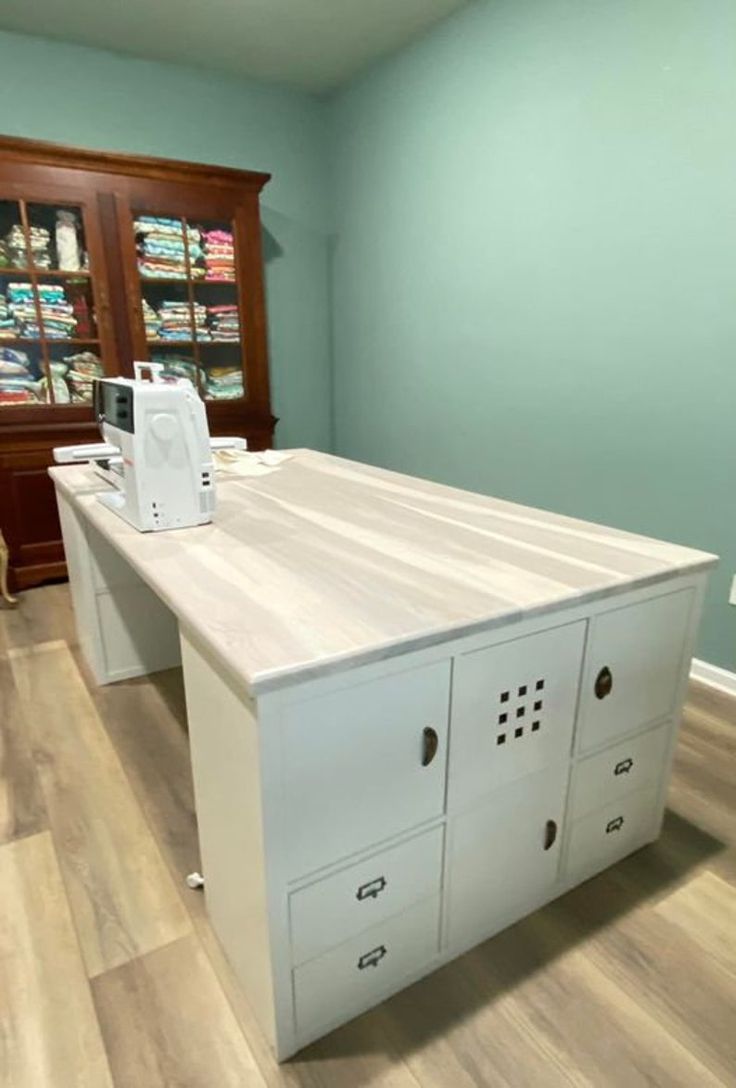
left=51, top=449, right=716, bottom=1059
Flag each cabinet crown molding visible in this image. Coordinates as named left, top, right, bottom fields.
left=0, top=133, right=271, bottom=191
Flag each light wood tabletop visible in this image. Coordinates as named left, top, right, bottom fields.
left=50, top=450, right=717, bottom=694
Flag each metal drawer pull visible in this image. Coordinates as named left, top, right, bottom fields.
left=595, top=666, right=613, bottom=700
left=356, top=876, right=387, bottom=901
left=421, top=726, right=439, bottom=767
left=606, top=816, right=624, bottom=833
left=358, top=945, right=387, bottom=970
left=543, top=819, right=558, bottom=851
left=614, top=758, right=634, bottom=776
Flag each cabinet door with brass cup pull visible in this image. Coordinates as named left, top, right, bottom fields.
left=578, top=590, right=693, bottom=753
left=446, top=765, right=568, bottom=951
left=281, top=660, right=450, bottom=880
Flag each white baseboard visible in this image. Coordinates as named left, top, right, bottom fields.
left=690, top=658, right=736, bottom=698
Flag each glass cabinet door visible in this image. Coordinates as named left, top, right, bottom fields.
left=0, top=196, right=114, bottom=408
left=129, top=211, right=248, bottom=402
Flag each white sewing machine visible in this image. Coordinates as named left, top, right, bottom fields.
left=53, top=363, right=246, bottom=532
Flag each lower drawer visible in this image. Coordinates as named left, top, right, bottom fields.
left=293, top=896, right=440, bottom=1040
left=570, top=721, right=671, bottom=821
left=290, top=826, right=443, bottom=966
left=565, top=787, right=660, bottom=883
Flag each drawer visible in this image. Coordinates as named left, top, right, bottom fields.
left=446, top=764, right=568, bottom=951
left=281, top=661, right=450, bottom=879
left=565, top=787, right=660, bottom=883
left=293, top=896, right=440, bottom=1040
left=449, top=621, right=585, bottom=808
left=570, top=721, right=671, bottom=820
left=290, top=826, right=443, bottom=966
left=577, top=589, right=693, bottom=754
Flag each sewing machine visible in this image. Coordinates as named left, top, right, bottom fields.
left=52, top=363, right=246, bottom=532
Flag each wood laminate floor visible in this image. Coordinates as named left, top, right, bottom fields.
left=1, top=584, right=735, bottom=1088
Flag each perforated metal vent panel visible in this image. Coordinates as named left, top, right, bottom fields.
left=448, top=621, right=585, bottom=811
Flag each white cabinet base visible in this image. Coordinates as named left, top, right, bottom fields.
left=54, top=473, right=709, bottom=1063
left=57, top=492, right=180, bottom=684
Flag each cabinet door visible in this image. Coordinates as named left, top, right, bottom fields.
left=280, top=661, right=451, bottom=880
left=115, top=184, right=270, bottom=420
left=0, top=185, right=118, bottom=411
left=449, top=621, right=585, bottom=810
left=577, top=589, right=693, bottom=754
left=0, top=180, right=119, bottom=589
left=446, top=765, right=568, bottom=951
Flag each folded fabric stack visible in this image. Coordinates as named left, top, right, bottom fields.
left=6, top=282, right=77, bottom=339
left=63, top=351, right=103, bottom=403
left=155, top=299, right=208, bottom=341
left=37, top=363, right=72, bottom=404
left=142, top=299, right=160, bottom=340
left=151, top=352, right=199, bottom=385
left=203, top=229, right=235, bottom=281
left=204, top=366, right=243, bottom=399
left=0, top=347, right=39, bottom=405
left=0, top=294, right=14, bottom=339
left=5, top=283, right=41, bottom=337
left=5, top=224, right=51, bottom=269
left=0, top=344, right=103, bottom=405
left=207, top=304, right=240, bottom=341
left=135, top=216, right=203, bottom=279
left=156, top=300, right=192, bottom=341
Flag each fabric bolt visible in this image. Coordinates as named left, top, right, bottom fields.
left=135, top=216, right=204, bottom=280
left=203, top=228, right=235, bottom=281
left=4, top=282, right=78, bottom=339
left=55, top=211, right=81, bottom=272
left=142, top=299, right=160, bottom=339
left=5, top=223, right=51, bottom=269
left=151, top=352, right=199, bottom=385
left=148, top=299, right=209, bottom=341
left=63, top=350, right=103, bottom=402
left=207, top=303, right=240, bottom=341
left=205, top=365, right=244, bottom=399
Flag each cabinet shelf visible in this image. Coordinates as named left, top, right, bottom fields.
left=0, top=268, right=91, bottom=279
left=0, top=336, right=100, bottom=346
left=146, top=339, right=239, bottom=347
left=139, top=278, right=237, bottom=287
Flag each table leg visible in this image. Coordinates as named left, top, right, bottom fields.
left=0, top=530, right=18, bottom=607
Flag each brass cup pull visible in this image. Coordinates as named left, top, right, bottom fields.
left=543, top=819, right=558, bottom=851
left=595, top=666, right=613, bottom=700
left=421, top=726, right=439, bottom=767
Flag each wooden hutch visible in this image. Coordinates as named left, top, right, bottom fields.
left=0, top=135, right=275, bottom=592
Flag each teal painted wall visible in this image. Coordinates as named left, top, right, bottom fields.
left=330, top=0, right=736, bottom=669
left=0, top=29, right=332, bottom=451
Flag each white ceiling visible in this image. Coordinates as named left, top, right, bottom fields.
left=0, top=0, right=469, bottom=94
